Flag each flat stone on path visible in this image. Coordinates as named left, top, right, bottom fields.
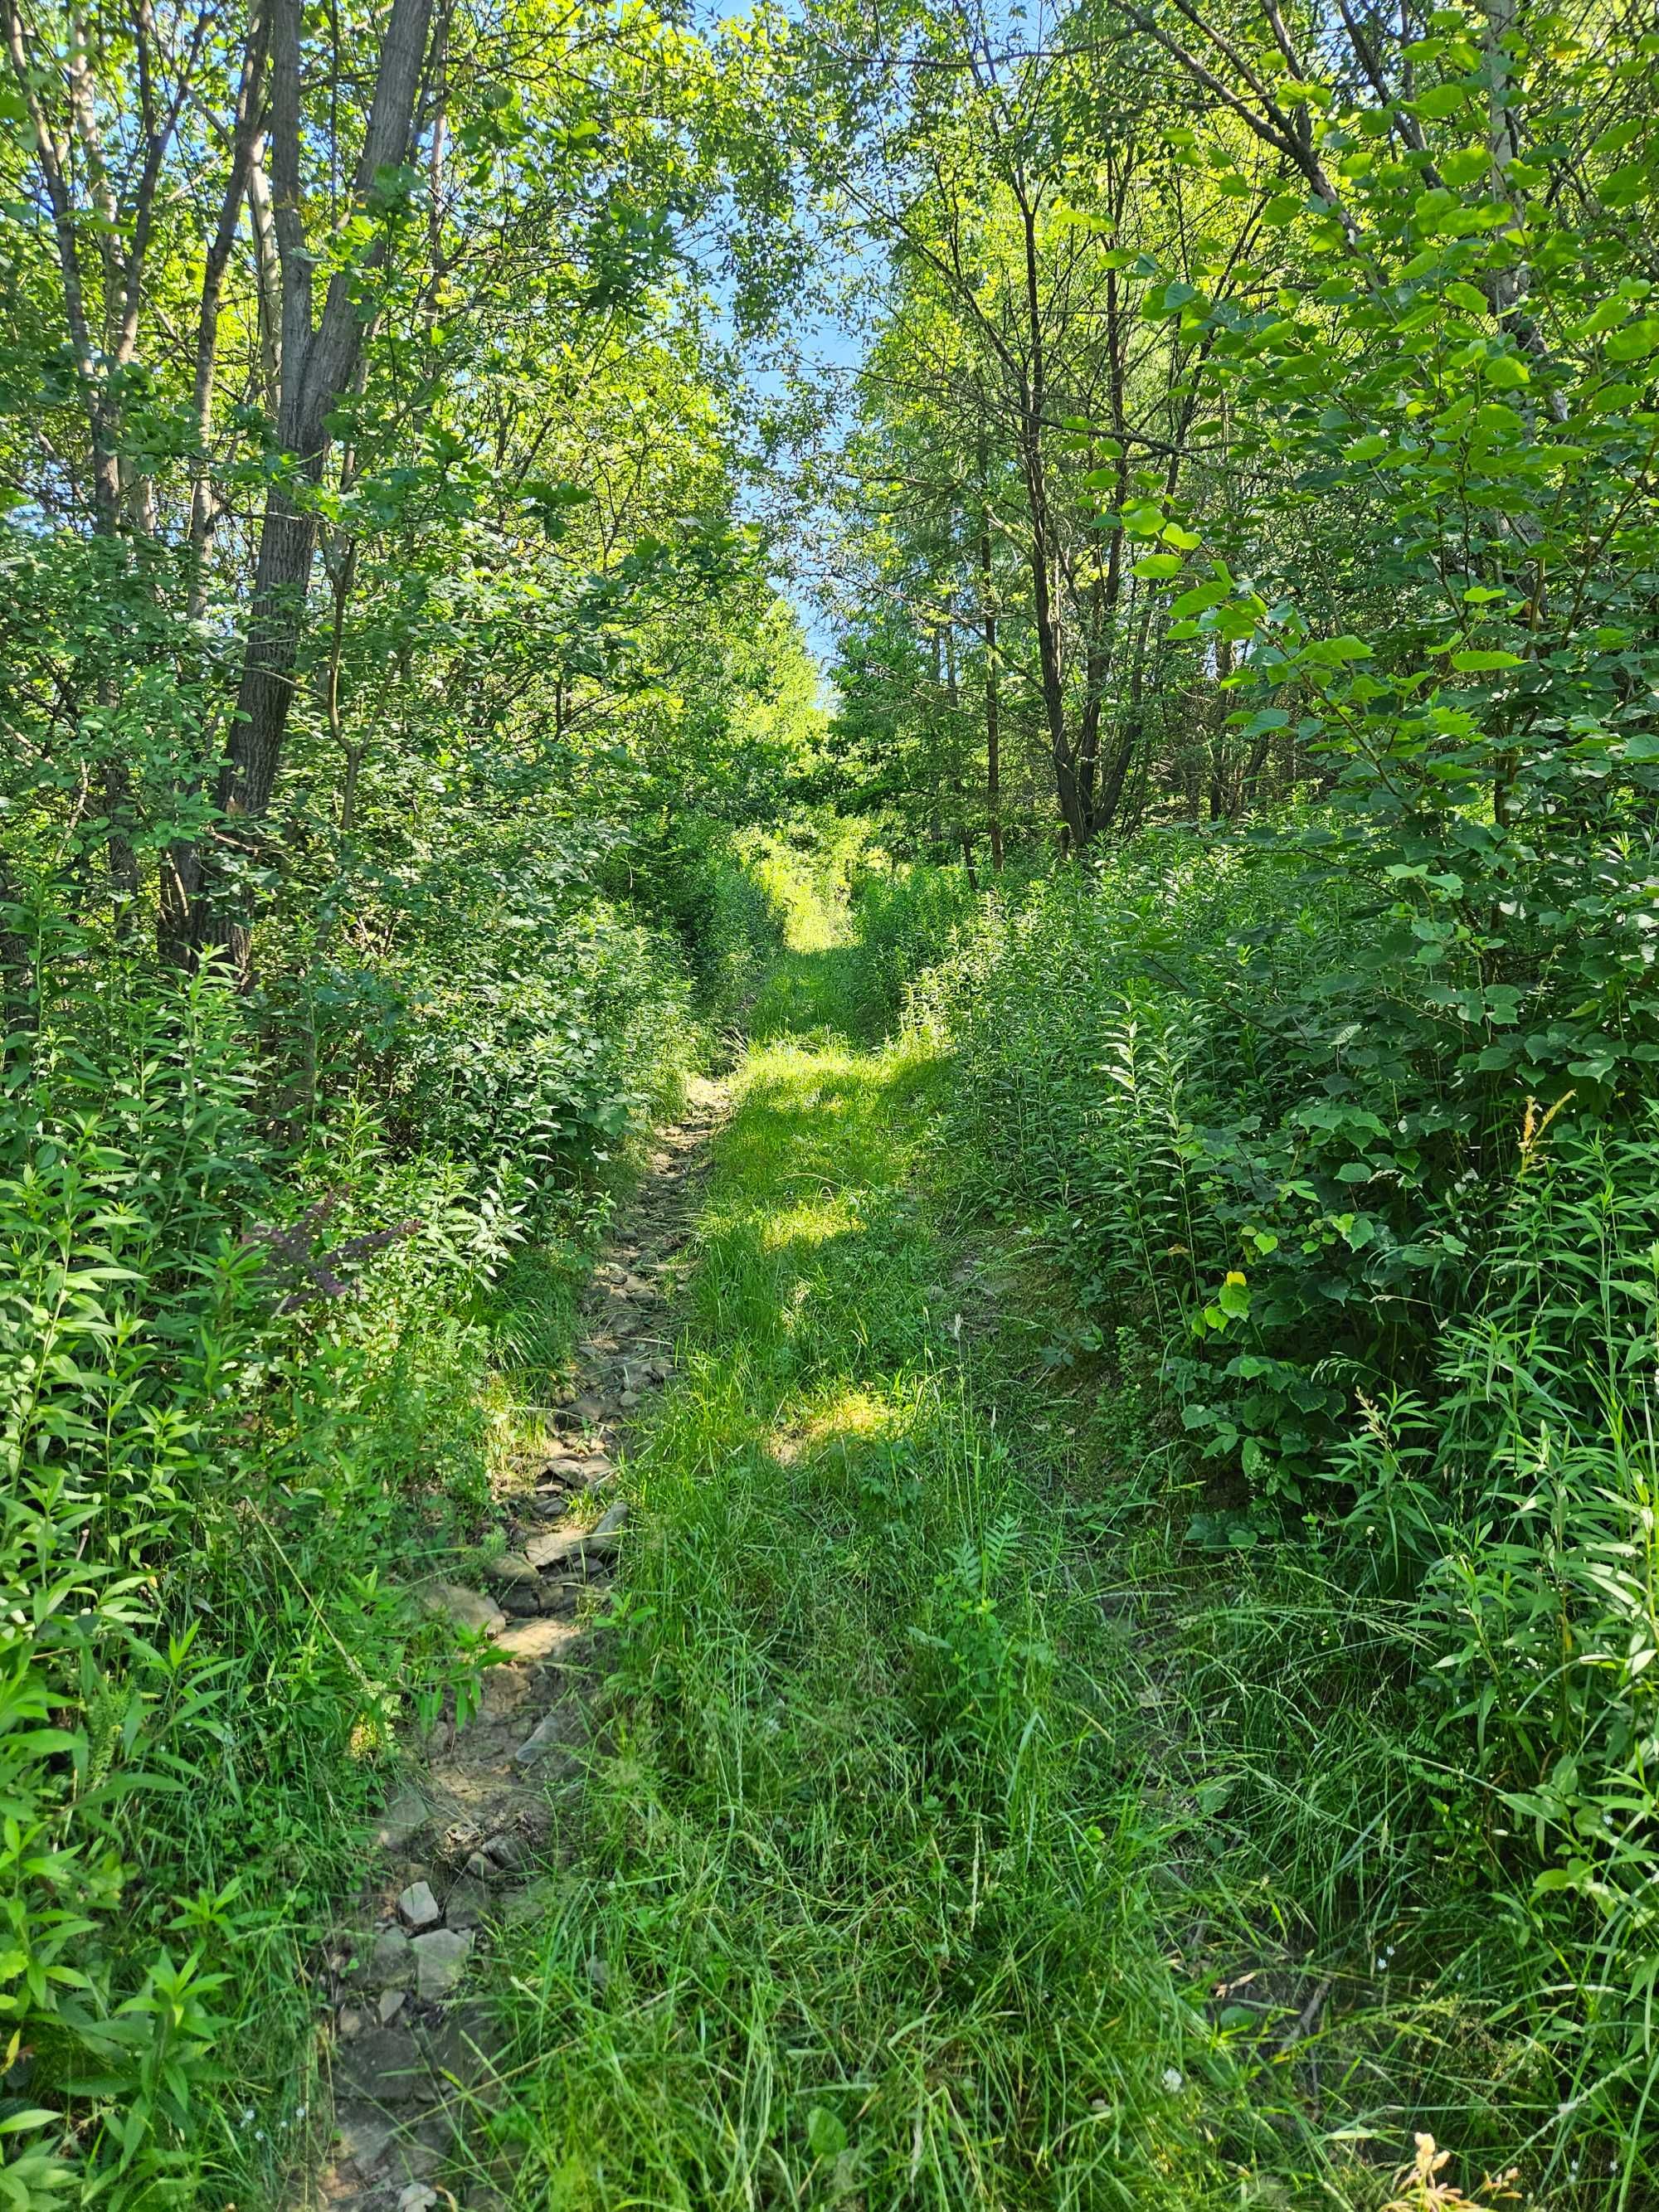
left=368, top=1927, right=414, bottom=1986
left=412, top=1927, right=473, bottom=2001
left=373, top=1787, right=431, bottom=1850
left=523, top=1500, right=627, bottom=1571
left=335, top=2110, right=395, bottom=2175
left=338, top=2023, right=424, bottom=2105
left=443, top=1874, right=491, bottom=1931
left=496, top=1615, right=582, bottom=1664
left=397, top=1881, right=440, bottom=1932
left=512, top=1706, right=574, bottom=1767
left=484, top=1552, right=542, bottom=1589
left=419, top=1582, right=506, bottom=1635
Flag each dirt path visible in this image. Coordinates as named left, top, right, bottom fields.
left=307, top=1076, right=727, bottom=2212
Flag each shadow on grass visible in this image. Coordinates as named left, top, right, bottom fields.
left=746, top=945, right=888, bottom=1046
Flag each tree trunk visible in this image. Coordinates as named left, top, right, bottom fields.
left=1016, top=189, right=1087, bottom=852
left=188, top=0, right=435, bottom=976
left=978, top=509, right=1003, bottom=871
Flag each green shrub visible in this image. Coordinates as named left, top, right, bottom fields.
left=876, top=845, right=1659, bottom=2187
left=846, top=862, right=984, bottom=1029
left=898, top=842, right=1531, bottom=1503
left=0, top=866, right=713, bottom=2201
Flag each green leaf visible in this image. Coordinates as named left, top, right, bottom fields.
left=806, top=2107, right=848, bottom=2158
left=1439, top=149, right=1489, bottom=189
left=1413, top=82, right=1473, bottom=118
left=1607, top=318, right=1659, bottom=362
left=1599, top=160, right=1651, bottom=207
left=1450, top=649, right=1524, bottom=670
left=1170, top=581, right=1229, bottom=618
left=1134, top=552, right=1185, bottom=580
left=1482, top=353, right=1529, bottom=388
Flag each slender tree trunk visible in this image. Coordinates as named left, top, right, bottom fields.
left=188, top=0, right=435, bottom=977
left=1016, top=189, right=1086, bottom=851
left=978, top=508, right=1003, bottom=870
left=187, top=0, right=270, bottom=618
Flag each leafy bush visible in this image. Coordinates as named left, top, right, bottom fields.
left=895, top=842, right=1561, bottom=1502
left=846, top=863, right=983, bottom=1030
left=1340, top=1115, right=1659, bottom=1954
left=870, top=849, right=1659, bottom=2182
left=599, top=815, right=793, bottom=1025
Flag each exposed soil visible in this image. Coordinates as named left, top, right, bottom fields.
left=303, top=1077, right=727, bottom=2212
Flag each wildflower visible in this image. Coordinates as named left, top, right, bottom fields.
left=1161, top=2068, right=1183, bottom=2094
left=240, top=2109, right=255, bottom=2128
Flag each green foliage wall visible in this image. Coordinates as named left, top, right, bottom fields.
left=854, top=850, right=1659, bottom=2160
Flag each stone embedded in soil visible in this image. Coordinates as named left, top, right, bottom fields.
left=335, top=2109, right=395, bottom=2176
left=419, top=1582, right=506, bottom=1636
left=368, top=1928, right=415, bottom=1986
left=523, top=1500, right=626, bottom=1573
left=484, top=1552, right=541, bottom=1589
left=479, top=1663, right=535, bottom=1714
left=412, top=1926, right=473, bottom=2001
left=523, top=1524, right=586, bottom=1569
left=443, top=1875, right=491, bottom=1931
left=397, top=1881, right=441, bottom=1932
left=378, top=1987, right=407, bottom=2025
left=495, top=1615, right=581, bottom=1664
left=391, top=2137, right=444, bottom=2185
left=415, top=2001, right=504, bottom=2097
left=373, top=1788, right=431, bottom=1851
left=511, top=1705, right=574, bottom=1767
left=484, top=1831, right=528, bottom=1870
left=338, top=2023, right=424, bottom=2104
left=575, top=1501, right=628, bottom=1558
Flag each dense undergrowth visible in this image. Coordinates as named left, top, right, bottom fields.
left=0, top=830, right=797, bottom=2205
left=849, top=852, right=1659, bottom=2204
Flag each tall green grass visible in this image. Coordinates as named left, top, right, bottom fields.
left=485, top=958, right=1244, bottom=2210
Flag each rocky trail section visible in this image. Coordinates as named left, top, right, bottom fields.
left=306, top=1079, right=725, bottom=2212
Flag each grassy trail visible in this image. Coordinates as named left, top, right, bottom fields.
left=486, top=936, right=1248, bottom=2210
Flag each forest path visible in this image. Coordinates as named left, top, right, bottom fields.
left=384, top=929, right=1233, bottom=2210
left=308, top=1075, right=729, bottom=2211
